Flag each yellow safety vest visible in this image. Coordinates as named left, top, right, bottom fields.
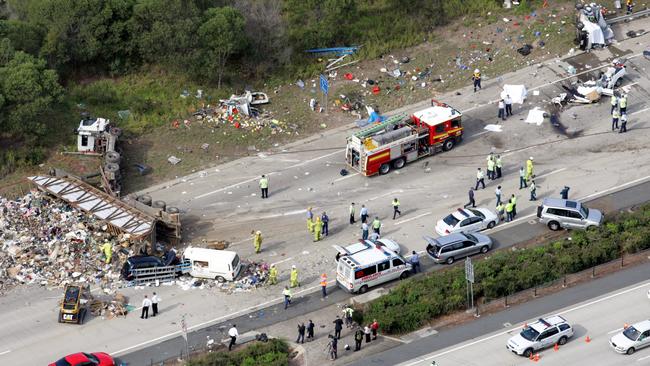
left=619, top=98, right=627, bottom=108
left=611, top=96, right=618, bottom=106
left=473, top=72, right=481, bottom=80
left=259, top=178, right=268, bottom=188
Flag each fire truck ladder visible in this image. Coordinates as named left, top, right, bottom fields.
left=130, top=260, right=191, bottom=286
left=352, top=113, right=407, bottom=139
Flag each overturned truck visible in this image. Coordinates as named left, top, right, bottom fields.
left=28, top=173, right=181, bottom=247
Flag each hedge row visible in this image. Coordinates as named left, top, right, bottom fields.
left=188, top=339, right=289, bottom=366
left=359, top=204, right=650, bottom=334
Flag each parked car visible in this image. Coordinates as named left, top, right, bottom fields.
left=120, top=255, right=166, bottom=280
left=610, top=320, right=650, bottom=355
left=425, top=232, right=492, bottom=264
left=435, top=207, right=498, bottom=236
left=537, top=198, right=603, bottom=231
left=507, top=315, right=574, bottom=358
left=50, top=352, right=115, bottom=366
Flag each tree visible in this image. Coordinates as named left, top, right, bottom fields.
left=198, top=6, right=246, bottom=88
left=0, top=38, right=63, bottom=138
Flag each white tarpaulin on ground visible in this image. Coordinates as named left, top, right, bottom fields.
left=500, top=84, right=527, bottom=104
left=525, top=107, right=545, bottom=126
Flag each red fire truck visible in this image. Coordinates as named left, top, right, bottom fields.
left=345, top=100, right=463, bottom=176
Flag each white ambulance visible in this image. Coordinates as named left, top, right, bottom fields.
left=335, top=240, right=412, bottom=294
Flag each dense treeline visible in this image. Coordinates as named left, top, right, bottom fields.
left=0, top=0, right=506, bottom=173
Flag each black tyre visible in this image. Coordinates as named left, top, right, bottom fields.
left=166, top=207, right=180, bottom=214
left=215, top=276, right=226, bottom=283
left=548, top=221, right=561, bottom=231
left=446, top=257, right=455, bottom=265
left=558, top=336, right=568, bottom=345
left=392, top=158, right=406, bottom=169
left=627, top=347, right=636, bottom=355
left=480, top=246, right=489, bottom=254
left=106, top=151, right=121, bottom=163
left=442, top=139, right=455, bottom=151
left=400, top=271, right=410, bottom=280
left=153, top=200, right=166, bottom=210
left=379, top=163, right=390, bottom=175
left=523, top=348, right=534, bottom=358
left=105, top=163, right=119, bottom=173
left=487, top=221, right=496, bottom=229
left=358, top=285, right=369, bottom=294
left=137, top=195, right=152, bottom=206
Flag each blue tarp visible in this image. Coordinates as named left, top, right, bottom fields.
left=305, top=46, right=360, bottom=56
left=367, top=112, right=386, bottom=123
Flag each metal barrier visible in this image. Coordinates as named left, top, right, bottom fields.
left=131, top=260, right=191, bottom=286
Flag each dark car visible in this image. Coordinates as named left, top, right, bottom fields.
left=49, top=352, right=115, bottom=366
left=121, top=255, right=165, bottom=280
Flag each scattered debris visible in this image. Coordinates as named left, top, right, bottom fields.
left=168, top=156, right=182, bottom=165
left=484, top=124, right=503, bottom=132
left=525, top=107, right=546, bottom=125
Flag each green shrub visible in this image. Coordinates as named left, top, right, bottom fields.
left=188, top=339, right=289, bottom=366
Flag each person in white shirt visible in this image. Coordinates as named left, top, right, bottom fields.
left=228, top=325, right=239, bottom=351
left=141, top=295, right=152, bottom=319
left=151, top=292, right=161, bottom=316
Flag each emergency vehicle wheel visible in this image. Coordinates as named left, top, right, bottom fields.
left=558, top=336, right=568, bottom=345
left=523, top=348, right=534, bottom=358
left=548, top=221, right=561, bottom=231
left=487, top=221, right=496, bottom=229
left=442, top=139, right=455, bottom=151
left=627, top=347, right=636, bottom=355
left=392, top=158, right=406, bottom=169
left=400, top=271, right=409, bottom=280
left=358, top=285, right=369, bottom=294
left=215, top=276, right=225, bottom=283
left=379, top=164, right=391, bottom=175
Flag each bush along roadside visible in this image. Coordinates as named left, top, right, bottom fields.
left=359, top=204, right=650, bottom=334
left=187, top=338, right=290, bottom=366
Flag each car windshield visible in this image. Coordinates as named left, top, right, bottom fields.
left=520, top=327, right=540, bottom=341
left=467, top=209, right=485, bottom=219
left=443, top=214, right=459, bottom=226
left=624, top=326, right=641, bottom=341
left=580, top=206, right=589, bottom=218
left=54, top=359, right=72, bottom=366
left=463, top=233, right=477, bottom=242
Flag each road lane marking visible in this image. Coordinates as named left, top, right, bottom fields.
left=333, top=172, right=360, bottom=182
left=398, top=280, right=650, bottom=366
left=395, top=212, right=432, bottom=225
left=637, top=355, right=650, bottom=361
left=535, top=168, right=567, bottom=179
left=271, top=257, right=294, bottom=266
left=470, top=131, right=490, bottom=138
left=608, top=328, right=623, bottom=334
left=0, top=350, right=10, bottom=356
left=368, top=190, right=404, bottom=202
left=259, top=209, right=307, bottom=219
left=382, top=334, right=409, bottom=343
left=193, top=149, right=345, bottom=200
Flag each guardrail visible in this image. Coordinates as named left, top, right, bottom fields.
left=130, top=260, right=191, bottom=286
left=607, top=8, right=650, bottom=24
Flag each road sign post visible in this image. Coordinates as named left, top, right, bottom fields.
left=320, top=74, right=329, bottom=115
left=465, top=258, right=475, bottom=310
left=181, top=314, right=189, bottom=360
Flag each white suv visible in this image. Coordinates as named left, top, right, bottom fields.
left=507, top=315, right=574, bottom=357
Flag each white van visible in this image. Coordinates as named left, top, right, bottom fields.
left=183, top=247, right=242, bottom=282
left=335, top=240, right=411, bottom=294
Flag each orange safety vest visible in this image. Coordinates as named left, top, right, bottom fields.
left=320, top=275, right=327, bottom=287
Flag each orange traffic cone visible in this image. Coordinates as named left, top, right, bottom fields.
left=554, top=343, right=559, bottom=351
left=624, top=323, right=630, bottom=329
left=533, top=353, right=540, bottom=362
left=585, top=335, right=591, bottom=343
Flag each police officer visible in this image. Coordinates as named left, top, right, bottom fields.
left=495, top=155, right=503, bottom=179
left=321, top=212, right=329, bottom=236
left=619, top=93, right=628, bottom=114
left=611, top=94, right=618, bottom=114
left=472, top=69, right=482, bottom=92
left=620, top=113, right=628, bottom=133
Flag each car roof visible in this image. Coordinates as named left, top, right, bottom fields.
left=542, top=198, right=581, bottom=209
left=64, top=353, right=91, bottom=363
left=128, top=255, right=162, bottom=263
left=183, top=247, right=238, bottom=261
left=425, top=233, right=467, bottom=246
left=530, top=315, right=568, bottom=332
left=339, top=243, right=400, bottom=268
left=451, top=208, right=475, bottom=220
left=633, top=320, right=650, bottom=331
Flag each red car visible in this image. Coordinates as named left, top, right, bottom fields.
left=50, top=352, right=115, bottom=366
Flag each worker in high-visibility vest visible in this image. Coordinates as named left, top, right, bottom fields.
left=392, top=198, right=401, bottom=219
left=268, top=264, right=278, bottom=285
left=100, top=241, right=112, bottom=264
left=290, top=265, right=299, bottom=288
left=525, top=157, right=534, bottom=182
left=611, top=94, right=618, bottom=114
left=252, top=230, right=263, bottom=253
left=612, top=108, right=620, bottom=131
left=313, top=216, right=323, bottom=242
left=320, top=273, right=328, bottom=298
left=619, top=94, right=628, bottom=114
left=472, top=69, right=482, bottom=92
left=259, top=175, right=269, bottom=198
left=371, top=217, right=382, bottom=236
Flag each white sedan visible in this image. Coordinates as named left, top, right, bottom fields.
left=610, top=320, right=650, bottom=355
left=435, top=207, right=499, bottom=236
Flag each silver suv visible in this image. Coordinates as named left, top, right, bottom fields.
left=537, top=198, right=603, bottom=231
left=424, top=232, right=492, bottom=265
